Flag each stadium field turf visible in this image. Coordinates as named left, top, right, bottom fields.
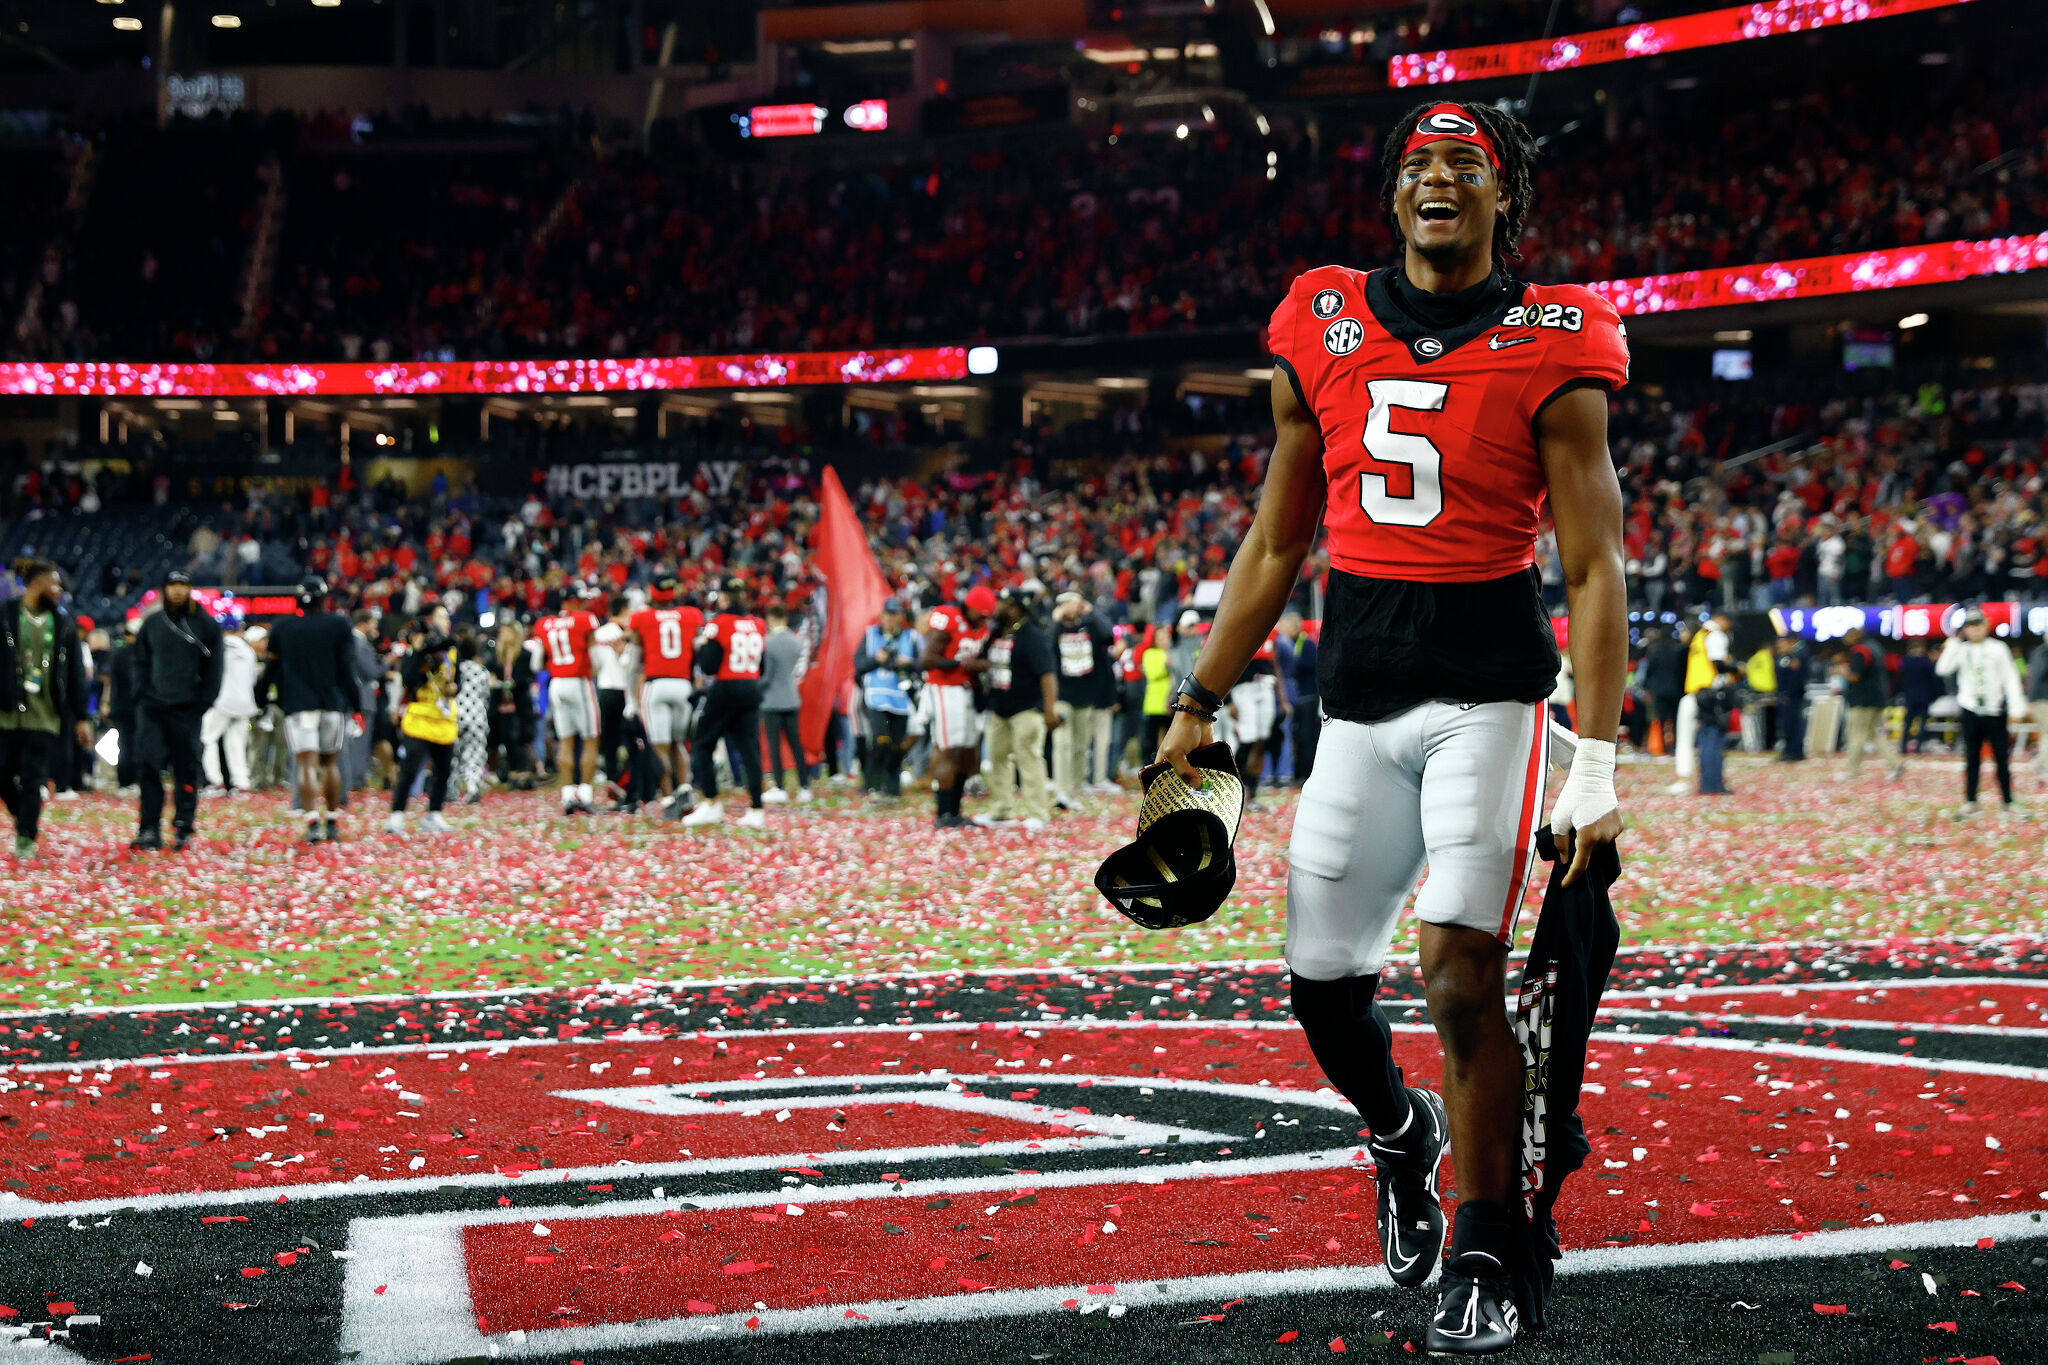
left=0, top=754, right=2043, bottom=1364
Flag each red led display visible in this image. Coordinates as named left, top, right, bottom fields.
left=1587, top=231, right=2048, bottom=317
left=1390, top=0, right=1978, bottom=88
left=0, top=347, right=969, bottom=399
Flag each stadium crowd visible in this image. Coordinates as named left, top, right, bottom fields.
left=4, top=37, right=2042, bottom=364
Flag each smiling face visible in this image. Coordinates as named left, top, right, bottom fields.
left=1395, top=136, right=1505, bottom=268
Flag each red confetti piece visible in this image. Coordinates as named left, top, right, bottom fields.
left=240, top=1269, right=265, bottom=1278
left=1977, top=1237, right=1997, bottom=1249
left=1277, top=1331, right=1299, bottom=1343
left=373, top=1286, right=386, bottom=1295
left=1929, top=1322, right=1959, bottom=1332
left=744, top=1316, right=761, bottom=1331
left=0, top=1308, right=14, bottom=1319
left=1329, top=1338, right=1346, bottom=1354
left=114, top=1356, right=153, bottom=1362
left=685, top=1300, right=717, bottom=1315
left=843, top=1309, right=869, bottom=1320
left=47, top=1303, right=76, bottom=1316
left=1086, top=1284, right=1115, bottom=1295
left=1999, top=1282, right=2025, bottom=1291
left=1813, top=1304, right=1848, bottom=1315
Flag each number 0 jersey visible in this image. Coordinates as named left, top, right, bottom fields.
left=629, top=606, right=705, bottom=681
left=1269, top=265, right=1628, bottom=582
left=1270, top=266, right=1628, bottom=723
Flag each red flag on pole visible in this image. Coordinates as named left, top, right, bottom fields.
left=800, top=466, right=890, bottom=765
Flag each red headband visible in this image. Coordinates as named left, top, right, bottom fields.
left=1401, top=104, right=1500, bottom=172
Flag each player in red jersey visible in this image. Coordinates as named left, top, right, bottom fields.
left=628, top=575, right=704, bottom=801
left=533, top=586, right=602, bottom=814
left=677, top=577, right=768, bottom=829
left=917, top=584, right=995, bottom=829
left=1158, top=101, right=1626, bottom=1354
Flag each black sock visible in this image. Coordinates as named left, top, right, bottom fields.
left=936, top=785, right=958, bottom=819
left=1289, top=972, right=1412, bottom=1136
left=1448, top=1199, right=1515, bottom=1268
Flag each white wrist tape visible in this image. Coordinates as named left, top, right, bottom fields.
left=1549, top=737, right=1617, bottom=839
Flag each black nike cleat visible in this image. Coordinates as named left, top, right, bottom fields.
left=1425, top=1250, right=1520, bottom=1354
left=1371, top=1086, right=1449, bottom=1287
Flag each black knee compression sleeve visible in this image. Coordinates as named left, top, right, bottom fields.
left=1290, top=971, right=1411, bottom=1136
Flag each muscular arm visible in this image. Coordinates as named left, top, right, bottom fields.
left=1158, top=371, right=1326, bottom=782
left=1192, top=373, right=1328, bottom=696
left=1537, top=388, right=1624, bottom=743
left=1536, top=385, right=1627, bottom=882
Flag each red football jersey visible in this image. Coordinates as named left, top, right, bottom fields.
left=534, top=610, right=600, bottom=678
left=629, top=605, right=705, bottom=681
left=1270, top=266, right=1629, bottom=583
left=705, top=613, right=768, bottom=681
left=923, top=604, right=989, bottom=687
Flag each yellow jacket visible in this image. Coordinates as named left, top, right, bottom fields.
left=1684, top=629, right=1720, bottom=694
left=1745, top=646, right=1776, bottom=693
left=1141, top=645, right=1172, bottom=716
left=400, top=655, right=459, bottom=747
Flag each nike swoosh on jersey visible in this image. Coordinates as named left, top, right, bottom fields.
left=1487, top=333, right=1537, bottom=350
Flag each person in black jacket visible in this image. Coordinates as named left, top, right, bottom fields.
left=1, top=559, right=93, bottom=861
left=108, top=619, right=144, bottom=789
left=262, top=575, right=358, bottom=844
left=130, top=570, right=225, bottom=851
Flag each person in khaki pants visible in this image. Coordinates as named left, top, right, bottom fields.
left=978, top=590, right=1061, bottom=831
left=1835, top=626, right=1902, bottom=780
left=1051, top=591, right=1116, bottom=806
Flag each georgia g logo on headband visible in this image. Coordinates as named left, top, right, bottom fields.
left=1421, top=109, right=1480, bottom=137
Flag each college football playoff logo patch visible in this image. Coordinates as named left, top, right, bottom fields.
left=1323, top=318, right=1363, bottom=356
left=1311, top=288, right=1345, bottom=320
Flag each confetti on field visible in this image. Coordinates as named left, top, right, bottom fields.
left=0, top=759, right=2040, bottom=1012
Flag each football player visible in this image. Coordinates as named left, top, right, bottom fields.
left=532, top=585, right=602, bottom=814
left=1157, top=101, right=1627, bottom=1354
left=917, top=584, right=995, bottom=829
left=628, top=575, right=704, bottom=802
left=679, top=576, right=768, bottom=829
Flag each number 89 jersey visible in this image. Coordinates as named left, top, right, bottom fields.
left=1269, top=266, right=1629, bottom=583
left=705, top=612, right=768, bottom=682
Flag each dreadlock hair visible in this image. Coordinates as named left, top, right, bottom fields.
left=1380, top=101, right=1538, bottom=264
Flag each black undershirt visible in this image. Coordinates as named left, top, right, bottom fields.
left=1316, top=265, right=1560, bottom=724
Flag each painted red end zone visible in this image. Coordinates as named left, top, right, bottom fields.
left=1610, top=982, right=2048, bottom=1027
left=452, top=1035, right=2048, bottom=1340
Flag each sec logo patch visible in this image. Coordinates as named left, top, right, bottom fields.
left=1323, top=318, right=1364, bottom=356
left=1311, top=288, right=1345, bottom=319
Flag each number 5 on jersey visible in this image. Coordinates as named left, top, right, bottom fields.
left=1358, top=378, right=1448, bottom=528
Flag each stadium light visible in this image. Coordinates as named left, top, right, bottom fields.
left=966, top=346, right=998, bottom=376
left=312, top=0, right=341, bottom=6
left=211, top=13, right=241, bottom=27
left=112, top=14, right=141, bottom=27
left=1175, top=124, right=1189, bottom=139
left=1898, top=312, right=1929, bottom=329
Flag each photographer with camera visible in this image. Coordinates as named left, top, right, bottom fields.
left=383, top=632, right=459, bottom=835
left=856, top=599, right=923, bottom=801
